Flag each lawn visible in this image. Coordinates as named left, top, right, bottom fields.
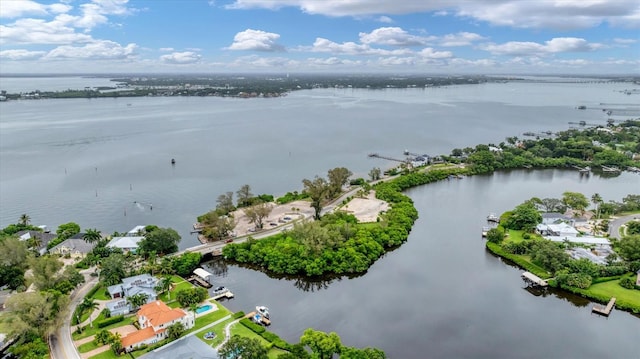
left=73, top=315, right=135, bottom=340
left=185, top=302, right=232, bottom=335
left=157, top=275, right=194, bottom=302
left=78, top=340, right=102, bottom=353
left=229, top=323, right=289, bottom=358
left=89, top=284, right=112, bottom=301
left=195, top=317, right=234, bottom=348
left=88, top=350, right=118, bottom=359
left=584, top=279, right=640, bottom=308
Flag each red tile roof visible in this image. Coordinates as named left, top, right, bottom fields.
left=137, top=300, right=187, bottom=328
left=121, top=327, right=155, bottom=348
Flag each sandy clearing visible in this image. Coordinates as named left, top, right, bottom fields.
left=230, top=200, right=314, bottom=237
left=339, top=191, right=389, bottom=223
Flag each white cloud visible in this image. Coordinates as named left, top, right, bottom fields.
left=418, top=47, right=453, bottom=59
left=0, top=1, right=71, bottom=18
left=44, top=40, right=137, bottom=59
left=74, top=0, right=134, bottom=30
left=227, top=0, right=640, bottom=29
left=311, top=37, right=413, bottom=56
left=439, top=32, right=485, bottom=47
left=0, top=16, right=94, bottom=44
left=359, top=27, right=432, bottom=46
left=159, top=47, right=174, bottom=52
left=377, top=16, right=393, bottom=23
left=480, top=37, right=601, bottom=56
left=613, top=38, right=637, bottom=44
left=160, top=51, right=201, bottom=64
left=227, top=29, right=285, bottom=51
left=0, top=49, right=46, bottom=60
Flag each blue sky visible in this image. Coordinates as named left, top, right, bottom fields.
left=0, top=0, right=638, bottom=74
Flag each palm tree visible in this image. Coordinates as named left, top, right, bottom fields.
left=19, top=213, right=30, bottom=226
left=127, top=293, right=149, bottom=310
left=83, top=228, right=102, bottom=244
left=155, top=275, right=173, bottom=300
left=591, top=193, right=603, bottom=219
left=80, top=298, right=99, bottom=328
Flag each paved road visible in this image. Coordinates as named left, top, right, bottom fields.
left=609, top=214, right=640, bottom=239
left=50, top=270, right=99, bottom=359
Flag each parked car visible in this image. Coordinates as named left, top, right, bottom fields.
left=225, top=238, right=233, bottom=243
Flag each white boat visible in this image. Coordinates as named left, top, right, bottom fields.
left=487, top=213, right=499, bottom=223
left=256, top=306, right=270, bottom=319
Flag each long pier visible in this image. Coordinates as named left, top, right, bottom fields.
left=592, top=297, right=616, bottom=316
left=368, top=153, right=409, bottom=163
left=212, top=290, right=234, bottom=300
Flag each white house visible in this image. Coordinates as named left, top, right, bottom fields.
left=107, top=236, right=143, bottom=253
left=107, top=274, right=158, bottom=300
left=121, top=300, right=194, bottom=352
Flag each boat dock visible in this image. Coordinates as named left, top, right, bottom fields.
left=246, top=311, right=271, bottom=326
left=212, top=290, right=234, bottom=300
left=482, top=226, right=490, bottom=237
left=521, top=272, right=548, bottom=287
left=592, top=297, right=616, bottom=316
left=187, top=275, right=212, bottom=288
left=601, top=166, right=621, bottom=173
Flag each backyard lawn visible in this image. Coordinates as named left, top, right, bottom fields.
left=584, top=279, right=640, bottom=307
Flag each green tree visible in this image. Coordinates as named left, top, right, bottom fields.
left=5, top=290, right=70, bottom=340
left=56, top=222, right=81, bottom=241
left=19, top=213, right=31, bottom=226
left=28, top=255, right=63, bottom=291
left=562, top=192, right=589, bottom=214
left=216, top=191, right=235, bottom=215
left=237, top=184, right=254, bottom=208
left=467, top=150, right=496, bottom=174
left=617, top=235, right=640, bottom=261
left=219, top=335, right=268, bottom=359
left=300, top=328, right=342, bottom=359
left=591, top=193, right=603, bottom=219
left=200, top=211, right=236, bottom=241
left=531, top=240, right=570, bottom=274
left=627, top=221, right=640, bottom=235
left=341, top=347, right=387, bottom=359
left=100, top=253, right=126, bottom=286
left=166, top=322, right=185, bottom=339
left=327, top=167, right=353, bottom=199
left=538, top=198, right=565, bottom=213
left=303, top=176, right=329, bottom=220
left=175, top=287, right=207, bottom=308
left=155, top=275, right=173, bottom=300
left=139, top=227, right=181, bottom=255
left=83, top=228, right=102, bottom=244
left=80, top=297, right=99, bottom=327
left=504, top=202, right=542, bottom=232
left=127, top=293, right=149, bottom=310
left=0, top=236, right=29, bottom=268
left=244, top=201, right=273, bottom=230
left=368, top=167, right=381, bottom=181
left=486, top=227, right=505, bottom=244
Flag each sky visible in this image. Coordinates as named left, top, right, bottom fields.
left=0, top=0, right=639, bottom=74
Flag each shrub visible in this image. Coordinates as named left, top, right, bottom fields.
left=232, top=311, right=245, bottom=319
left=240, top=318, right=265, bottom=334
left=619, top=276, right=636, bottom=289
left=523, top=233, right=531, bottom=240
left=96, top=315, right=124, bottom=328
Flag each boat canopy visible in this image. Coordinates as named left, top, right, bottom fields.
left=193, top=268, right=213, bottom=281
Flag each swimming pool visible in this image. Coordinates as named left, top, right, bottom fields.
left=195, top=304, right=212, bottom=314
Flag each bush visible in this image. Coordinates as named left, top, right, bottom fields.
left=619, top=276, right=636, bottom=289
left=523, top=233, right=531, bottom=239
left=240, top=318, right=265, bottom=334
left=96, top=315, right=124, bottom=328
left=232, top=311, right=245, bottom=319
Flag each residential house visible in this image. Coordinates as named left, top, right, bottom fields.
left=536, top=222, right=579, bottom=237
left=540, top=212, right=574, bottom=226
left=126, top=225, right=146, bottom=237
left=107, top=236, right=143, bottom=253
left=106, top=299, right=130, bottom=317
left=50, top=235, right=96, bottom=258
left=16, top=230, right=56, bottom=255
left=121, top=300, right=194, bottom=352
left=107, top=274, right=158, bottom=301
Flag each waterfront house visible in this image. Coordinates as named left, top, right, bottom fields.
left=107, top=236, right=143, bottom=253
left=105, top=299, right=130, bottom=317
left=536, top=223, right=579, bottom=237
left=107, top=274, right=158, bottom=301
left=121, top=300, right=194, bottom=352
left=16, top=230, right=56, bottom=255
left=126, top=225, right=146, bottom=237
left=540, top=212, right=575, bottom=226
left=50, top=235, right=96, bottom=258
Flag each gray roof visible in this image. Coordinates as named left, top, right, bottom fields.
left=50, top=237, right=96, bottom=254
left=106, top=299, right=130, bottom=312
left=108, top=274, right=158, bottom=298
left=16, top=230, right=57, bottom=249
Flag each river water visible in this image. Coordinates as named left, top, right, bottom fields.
left=1, top=77, right=639, bottom=357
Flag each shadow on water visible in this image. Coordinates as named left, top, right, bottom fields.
left=202, top=257, right=366, bottom=292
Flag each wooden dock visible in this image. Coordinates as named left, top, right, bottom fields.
left=212, top=290, right=234, bottom=300
left=246, top=311, right=271, bottom=326
left=521, top=272, right=548, bottom=287
left=188, top=275, right=212, bottom=288
left=592, top=297, right=616, bottom=316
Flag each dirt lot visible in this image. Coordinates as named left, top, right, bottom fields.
left=231, top=200, right=314, bottom=237
left=339, top=191, right=389, bottom=223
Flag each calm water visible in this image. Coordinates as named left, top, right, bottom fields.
left=1, top=78, right=639, bottom=357
left=206, top=170, right=640, bottom=358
